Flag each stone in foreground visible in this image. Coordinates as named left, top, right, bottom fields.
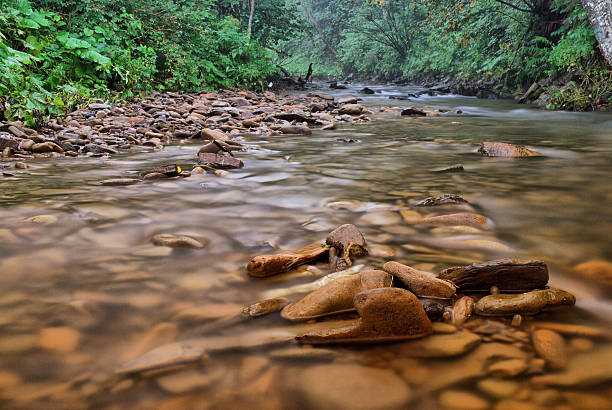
left=246, top=244, right=328, bottom=277
left=198, top=152, right=243, bottom=169
left=475, top=288, right=576, bottom=316
left=297, top=287, right=433, bottom=344
left=479, top=142, right=541, bottom=157
left=383, top=261, right=456, bottom=298
left=392, top=332, right=481, bottom=358
left=437, top=258, right=549, bottom=292
left=531, top=329, right=567, bottom=370
left=326, top=224, right=368, bottom=272
left=281, top=270, right=392, bottom=322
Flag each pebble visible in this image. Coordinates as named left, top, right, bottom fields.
left=22, top=214, right=58, bottom=224
left=531, top=345, right=612, bottom=387
left=0, top=370, right=21, bottom=390
left=296, top=364, right=412, bottom=410
left=477, top=378, right=520, bottom=399
left=151, top=233, right=206, bottom=249
left=531, top=329, right=567, bottom=370
left=417, top=212, right=487, bottom=228
left=475, top=288, right=576, bottom=316
left=511, top=314, right=522, bottom=327
left=383, top=261, right=456, bottom=298
left=439, top=390, right=489, bottom=410
left=488, top=358, right=528, bottom=378
left=494, top=399, right=546, bottom=410
left=574, top=259, right=612, bottom=285
left=174, top=304, right=243, bottom=321
left=392, top=332, right=481, bottom=358
left=563, top=391, right=611, bottom=410
left=452, top=296, right=475, bottom=328
left=38, top=327, right=81, bottom=353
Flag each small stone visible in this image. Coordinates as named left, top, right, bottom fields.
left=296, top=364, right=411, bottom=410
left=574, top=259, right=612, bottom=285
left=101, top=178, right=141, bottom=186
left=38, top=327, right=80, bottom=353
left=452, top=296, right=475, bottom=328
left=152, top=234, right=205, bottom=249
left=281, top=270, right=392, bottom=322
left=494, top=399, right=546, bottom=410
left=414, top=194, right=469, bottom=207
left=491, top=286, right=500, bottom=295
left=359, top=211, right=402, bottom=226
left=23, top=214, right=58, bottom=224
left=339, top=104, right=365, bottom=115
left=279, top=125, right=311, bottom=135
left=563, top=392, right=611, bottom=410
left=246, top=244, right=328, bottom=277
left=296, top=287, right=433, bottom=344
left=477, top=379, right=520, bottom=399
left=530, top=322, right=611, bottom=339
left=432, top=322, right=457, bottom=334
left=326, top=224, right=368, bottom=272
left=420, top=299, right=448, bottom=321
left=417, top=212, right=487, bottom=228
left=242, top=297, right=289, bottom=318
left=532, top=329, right=567, bottom=370
left=475, top=288, right=576, bottom=316
left=14, top=162, right=29, bottom=169
left=191, top=166, right=205, bottom=174
left=383, top=261, right=456, bottom=298
left=201, top=128, right=229, bottom=141
left=479, top=142, right=541, bottom=157
left=392, top=332, right=481, bottom=358
left=569, top=337, right=594, bottom=352
left=488, top=358, right=528, bottom=378
left=198, top=152, right=243, bottom=169
left=439, top=390, right=489, bottom=410
left=511, top=314, right=522, bottom=327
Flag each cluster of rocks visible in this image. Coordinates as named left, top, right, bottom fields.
left=0, top=89, right=373, bottom=169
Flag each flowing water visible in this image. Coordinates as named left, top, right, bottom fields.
left=1, top=84, right=612, bottom=409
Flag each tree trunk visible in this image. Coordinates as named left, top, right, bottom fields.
left=581, top=0, right=612, bottom=65
left=298, top=0, right=337, bottom=58
left=247, top=0, right=256, bottom=39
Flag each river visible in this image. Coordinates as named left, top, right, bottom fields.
left=1, top=83, right=611, bottom=409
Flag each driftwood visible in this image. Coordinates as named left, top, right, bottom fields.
left=437, top=258, right=549, bottom=292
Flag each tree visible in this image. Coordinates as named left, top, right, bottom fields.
left=581, top=0, right=612, bottom=65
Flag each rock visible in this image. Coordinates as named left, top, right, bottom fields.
left=431, top=164, right=464, bottom=173
left=279, top=125, right=312, bottom=135
left=201, top=128, right=229, bottom=141
left=88, top=103, right=111, bottom=110
left=281, top=270, right=392, bottom=321
left=414, top=194, right=469, bottom=207
left=101, top=178, right=141, bottom=186
left=152, top=234, right=205, bottom=249
left=420, top=299, right=448, bottom=321
left=383, top=261, right=456, bottom=298
left=452, top=296, right=475, bottom=328
left=339, top=104, right=364, bottom=115
left=569, top=337, right=595, bottom=352
left=399, top=209, right=422, bottom=223
left=326, top=224, right=368, bottom=272
left=242, top=297, right=289, bottom=318
left=531, top=329, right=567, bottom=370
left=338, top=97, right=359, bottom=104
left=85, top=143, right=117, bottom=155
left=0, top=134, right=25, bottom=150
left=198, top=152, right=243, bottom=169
left=296, top=287, right=433, bottom=344
left=142, top=172, right=167, bottom=180
left=574, top=259, right=612, bottom=285
left=438, top=258, right=549, bottom=292
left=477, top=379, right=520, bottom=399
left=475, top=288, right=576, bottom=316
left=174, top=304, right=243, bottom=321
left=511, top=314, right=522, bottom=327
left=433, top=322, right=457, bottom=333
left=401, top=107, right=426, bottom=116
left=141, top=164, right=182, bottom=178
left=531, top=345, right=612, bottom=387
left=23, top=214, right=58, bottom=224
left=417, top=212, right=487, bottom=228
left=32, top=141, right=64, bottom=153
left=358, top=211, right=402, bottom=226
left=156, top=368, right=225, bottom=394
left=479, top=142, right=541, bottom=157
left=270, top=346, right=338, bottom=361
left=360, top=87, right=375, bottom=94
left=494, top=400, right=546, bottom=410
left=246, top=244, right=329, bottom=277
left=38, top=327, right=80, bottom=353
left=563, top=392, right=611, bottom=410
left=530, top=322, right=611, bottom=339
left=439, top=390, right=489, bottom=410
left=488, top=358, right=528, bottom=378
left=296, top=364, right=411, bottom=410
left=393, top=332, right=481, bottom=358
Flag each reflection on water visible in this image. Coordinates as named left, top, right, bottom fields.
left=1, top=84, right=612, bottom=409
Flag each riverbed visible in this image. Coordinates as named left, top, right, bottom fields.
left=1, top=84, right=611, bottom=409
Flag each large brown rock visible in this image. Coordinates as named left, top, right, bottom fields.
left=532, top=329, right=567, bottom=370
left=417, top=212, right=487, bottom=228
left=279, top=125, right=311, bottom=135
left=479, top=142, right=541, bottom=157
left=296, top=287, right=433, bottom=344
left=281, top=270, right=392, bottom=322
left=383, top=261, right=456, bottom=298
left=246, top=244, right=328, bottom=277
left=201, top=128, right=229, bottom=141
left=437, top=258, right=549, bottom=292
left=475, top=288, right=576, bottom=316
left=339, top=104, right=364, bottom=115
left=326, top=224, right=368, bottom=272
left=198, top=152, right=243, bottom=169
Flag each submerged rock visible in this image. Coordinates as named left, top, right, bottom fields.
left=383, top=261, right=456, bottom=298
left=414, top=194, right=469, bottom=207
left=401, top=107, right=426, bottom=117
left=574, top=259, right=612, bottom=285
left=140, top=164, right=182, bottom=178
left=198, top=152, right=243, bottom=169
left=439, top=390, right=489, bottom=410
left=532, top=329, right=567, bottom=370
left=281, top=270, right=392, bottom=321
left=242, top=297, right=289, bottom=318
left=475, top=288, right=576, bottom=316
left=417, top=212, right=487, bottom=228
left=296, top=287, right=433, bottom=344
left=152, top=234, right=205, bottom=249
left=393, top=332, right=481, bottom=358
left=279, top=125, right=311, bottom=135
left=246, top=244, right=328, bottom=277
left=326, top=224, right=368, bottom=272
left=101, top=178, right=141, bottom=186
left=479, top=142, right=541, bottom=157
left=430, top=164, right=464, bottom=173
left=530, top=345, right=612, bottom=387
left=437, top=258, right=549, bottom=292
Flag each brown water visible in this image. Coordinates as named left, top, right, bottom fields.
left=1, top=84, right=612, bottom=409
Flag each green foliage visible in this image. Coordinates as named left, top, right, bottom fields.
left=0, top=0, right=280, bottom=125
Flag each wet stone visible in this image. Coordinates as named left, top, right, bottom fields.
left=38, top=327, right=81, bottom=353
left=488, top=358, right=528, bottom=378
left=475, top=288, right=576, bottom=316
left=420, top=299, right=448, bottom=321
left=246, top=244, right=328, bottom=277
left=531, top=329, right=567, bottom=370
left=477, top=379, right=520, bottom=399
left=479, top=142, right=541, bottom=157
left=531, top=345, right=612, bottom=387
left=452, top=296, right=475, bottom=328
left=22, top=214, right=58, bottom=224
left=198, top=152, right=243, bottom=169
left=281, top=270, right=392, bottom=321
left=417, top=212, right=487, bottom=228
left=414, top=194, right=469, bottom=207
left=326, top=224, right=368, bottom=272
left=297, top=287, right=433, bottom=344
left=242, top=297, right=289, bottom=318
left=152, top=234, right=206, bottom=249
left=383, top=261, right=456, bottom=298
left=439, top=390, right=489, bottom=410
left=392, top=331, right=481, bottom=358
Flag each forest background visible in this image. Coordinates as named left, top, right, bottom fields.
left=1, top=0, right=610, bottom=127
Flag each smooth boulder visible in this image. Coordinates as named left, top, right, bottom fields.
left=475, top=288, right=576, bottom=316
left=326, top=224, right=368, bottom=272
left=383, top=261, right=456, bottom=298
